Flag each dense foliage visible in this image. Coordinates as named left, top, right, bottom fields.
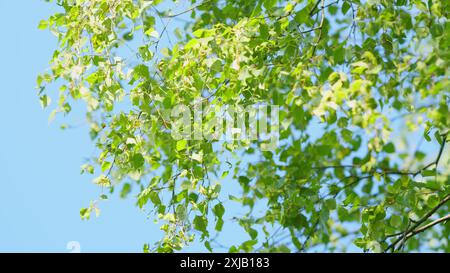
left=38, top=0, right=449, bottom=252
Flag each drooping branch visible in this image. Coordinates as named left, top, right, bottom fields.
left=405, top=214, right=450, bottom=238
left=385, top=193, right=450, bottom=252
left=314, top=131, right=449, bottom=179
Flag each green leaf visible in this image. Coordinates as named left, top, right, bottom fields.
left=263, top=0, right=277, bottom=10
left=381, top=33, right=393, bottom=53
left=294, top=8, right=309, bottom=24
left=204, top=241, right=213, bottom=252
left=383, top=143, right=396, bottom=153
left=81, top=164, right=94, bottom=175
left=238, top=176, right=250, bottom=184
left=38, top=20, right=49, bottom=30
left=390, top=215, right=402, bottom=228
left=101, top=161, right=112, bottom=173
left=421, top=169, right=436, bottom=177
left=144, top=28, right=159, bottom=38
left=193, top=215, right=208, bottom=234
left=120, top=183, right=131, bottom=199
left=176, top=140, right=187, bottom=151
left=215, top=218, right=224, bottom=232
left=325, top=199, right=337, bottom=210
left=191, top=152, right=203, bottom=163
left=39, top=95, right=51, bottom=108
left=93, top=175, right=111, bottom=187
left=426, top=195, right=439, bottom=208
left=131, top=153, right=145, bottom=169
left=342, top=1, right=351, bottom=15
left=213, top=203, right=225, bottom=218
left=80, top=208, right=90, bottom=220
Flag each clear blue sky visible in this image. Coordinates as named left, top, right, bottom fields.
left=0, top=0, right=251, bottom=253
left=0, top=0, right=165, bottom=252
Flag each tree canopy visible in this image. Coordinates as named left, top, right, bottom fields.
left=38, top=0, right=449, bottom=252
